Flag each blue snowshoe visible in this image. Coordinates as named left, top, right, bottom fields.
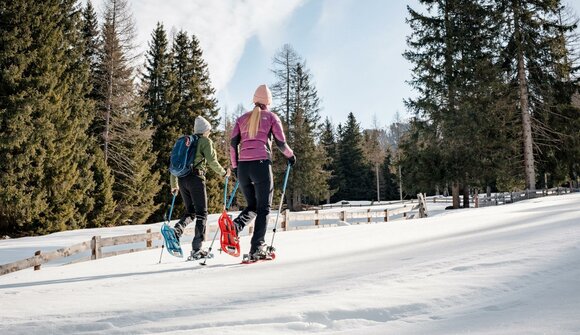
left=161, top=223, right=183, bottom=258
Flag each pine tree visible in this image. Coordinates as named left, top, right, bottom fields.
left=80, top=0, right=118, bottom=227
left=170, top=30, right=224, bottom=213
left=380, top=150, right=400, bottom=201
left=142, top=22, right=179, bottom=221
left=498, top=0, right=578, bottom=190
left=82, top=0, right=100, bottom=98
left=271, top=46, right=329, bottom=210
left=189, top=34, right=224, bottom=213
left=320, top=117, right=338, bottom=203
left=0, top=0, right=98, bottom=234
left=94, top=0, right=161, bottom=224
left=362, top=118, right=387, bottom=202
left=335, top=113, right=373, bottom=201
left=405, top=0, right=516, bottom=206
left=532, top=5, right=580, bottom=188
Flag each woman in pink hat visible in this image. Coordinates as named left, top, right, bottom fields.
left=230, top=84, right=296, bottom=260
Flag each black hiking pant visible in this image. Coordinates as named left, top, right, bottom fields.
left=177, top=171, right=207, bottom=251
left=234, top=160, right=273, bottom=253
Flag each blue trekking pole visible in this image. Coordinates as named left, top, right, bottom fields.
left=200, top=177, right=239, bottom=265
left=159, top=192, right=178, bottom=264
left=268, top=163, right=291, bottom=253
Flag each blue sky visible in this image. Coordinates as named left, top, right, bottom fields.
left=92, top=0, right=580, bottom=130
left=220, top=0, right=420, bottom=129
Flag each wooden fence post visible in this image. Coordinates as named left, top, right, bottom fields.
left=146, top=229, right=152, bottom=248
left=91, top=236, right=102, bottom=260
left=340, top=210, right=346, bottom=223
left=34, top=250, right=41, bottom=271
left=367, top=209, right=371, bottom=223
left=315, top=209, right=319, bottom=226
left=384, top=209, right=389, bottom=222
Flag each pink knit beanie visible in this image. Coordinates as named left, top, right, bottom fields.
left=253, top=84, right=272, bottom=106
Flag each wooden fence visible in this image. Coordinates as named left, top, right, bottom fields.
left=430, top=187, right=578, bottom=206
left=0, top=195, right=428, bottom=276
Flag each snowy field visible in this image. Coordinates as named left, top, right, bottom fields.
left=1, top=193, right=579, bottom=334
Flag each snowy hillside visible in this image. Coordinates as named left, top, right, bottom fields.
left=1, top=194, right=580, bottom=334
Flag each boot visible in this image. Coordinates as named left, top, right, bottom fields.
left=249, top=243, right=272, bottom=261
left=173, top=216, right=192, bottom=240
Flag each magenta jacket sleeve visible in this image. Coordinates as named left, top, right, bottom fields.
left=230, top=120, right=241, bottom=168
left=271, top=113, right=294, bottom=158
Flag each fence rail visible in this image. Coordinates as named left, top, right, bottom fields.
left=431, top=187, right=578, bottom=206
left=0, top=195, right=429, bottom=276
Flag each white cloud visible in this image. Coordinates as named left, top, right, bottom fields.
left=92, top=0, right=305, bottom=92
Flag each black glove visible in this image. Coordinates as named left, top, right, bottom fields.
left=232, top=168, right=238, bottom=178
left=288, top=155, right=296, bottom=166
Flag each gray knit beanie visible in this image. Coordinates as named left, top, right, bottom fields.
left=194, top=116, right=212, bottom=134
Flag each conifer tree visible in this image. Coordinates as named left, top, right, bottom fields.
left=170, top=30, right=224, bottom=213
left=335, top=113, right=373, bottom=201
left=362, top=119, right=387, bottom=202
left=80, top=0, right=118, bottom=227
left=82, top=0, right=100, bottom=98
left=288, top=64, right=329, bottom=208
left=320, top=117, right=338, bottom=203
left=271, top=46, right=329, bottom=209
left=380, top=150, right=400, bottom=201
left=94, top=0, right=160, bottom=224
left=498, top=0, right=578, bottom=190
left=405, top=0, right=514, bottom=206
left=142, top=23, right=179, bottom=221
left=0, top=0, right=98, bottom=234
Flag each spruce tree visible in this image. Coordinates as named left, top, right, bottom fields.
left=82, top=0, right=100, bottom=98
left=170, top=30, right=224, bottom=213
left=498, top=0, right=578, bottom=190
left=81, top=0, right=118, bottom=227
left=320, top=117, right=338, bottom=203
left=189, top=34, right=223, bottom=213
left=271, top=46, right=329, bottom=209
left=405, top=0, right=515, bottom=205
left=288, top=64, right=329, bottom=208
left=335, top=113, right=373, bottom=201
left=380, top=150, right=400, bottom=201
left=142, top=23, right=179, bottom=221
left=94, top=0, right=160, bottom=224
left=0, top=0, right=98, bottom=234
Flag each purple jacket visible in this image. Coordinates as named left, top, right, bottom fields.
left=230, top=107, right=294, bottom=168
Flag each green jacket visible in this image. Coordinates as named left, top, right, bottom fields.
left=170, top=135, right=226, bottom=188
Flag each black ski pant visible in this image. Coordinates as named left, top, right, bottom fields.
left=234, top=160, right=273, bottom=253
left=177, top=172, right=207, bottom=251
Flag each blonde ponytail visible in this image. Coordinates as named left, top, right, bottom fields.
left=246, top=105, right=261, bottom=139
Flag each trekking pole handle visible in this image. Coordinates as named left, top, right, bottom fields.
left=226, top=181, right=239, bottom=210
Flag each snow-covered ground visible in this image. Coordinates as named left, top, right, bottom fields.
left=1, top=194, right=579, bottom=334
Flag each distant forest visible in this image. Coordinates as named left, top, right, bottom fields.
left=1, top=0, right=578, bottom=236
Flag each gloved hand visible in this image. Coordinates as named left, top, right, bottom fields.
left=232, top=168, right=238, bottom=178
left=171, top=187, right=179, bottom=196
left=288, top=155, right=296, bottom=166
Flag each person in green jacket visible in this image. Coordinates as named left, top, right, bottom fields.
left=170, top=116, right=230, bottom=259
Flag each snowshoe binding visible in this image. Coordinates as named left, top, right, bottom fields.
left=242, top=245, right=276, bottom=264
left=187, top=249, right=213, bottom=261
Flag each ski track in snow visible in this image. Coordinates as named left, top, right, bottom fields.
left=1, top=194, right=580, bottom=334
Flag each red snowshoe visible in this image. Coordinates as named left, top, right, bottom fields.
left=218, top=209, right=240, bottom=257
